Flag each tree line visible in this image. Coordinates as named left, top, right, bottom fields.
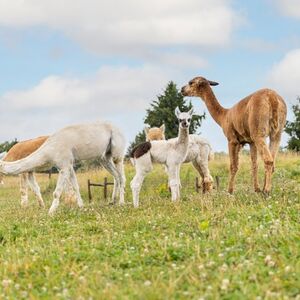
left=0, top=84, right=299, bottom=158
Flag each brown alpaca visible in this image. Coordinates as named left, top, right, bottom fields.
left=181, top=76, right=287, bottom=194
left=1, top=136, right=49, bottom=207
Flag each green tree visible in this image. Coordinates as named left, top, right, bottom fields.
left=0, top=139, right=18, bottom=154
left=127, top=81, right=205, bottom=156
left=285, top=97, right=300, bottom=152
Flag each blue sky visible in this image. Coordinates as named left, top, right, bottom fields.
left=0, top=0, right=300, bottom=152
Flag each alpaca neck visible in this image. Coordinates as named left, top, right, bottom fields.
left=177, top=126, right=189, bottom=145
left=200, top=87, right=227, bottom=127
left=0, top=148, right=47, bottom=175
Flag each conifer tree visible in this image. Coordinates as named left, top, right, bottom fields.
left=285, top=97, right=300, bottom=152
left=127, top=81, right=205, bottom=156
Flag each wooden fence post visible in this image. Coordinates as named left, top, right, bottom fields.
left=104, top=177, right=108, bottom=200
left=215, top=176, right=220, bottom=191
left=88, top=179, right=92, bottom=202
left=195, top=177, right=200, bottom=193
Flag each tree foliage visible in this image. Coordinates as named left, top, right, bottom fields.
left=285, top=97, right=300, bottom=152
left=127, top=81, right=205, bottom=156
left=0, top=139, right=18, bottom=154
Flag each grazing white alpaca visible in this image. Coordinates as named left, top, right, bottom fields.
left=145, top=126, right=214, bottom=192
left=130, top=107, right=193, bottom=207
left=0, top=122, right=126, bottom=215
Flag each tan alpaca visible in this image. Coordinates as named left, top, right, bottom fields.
left=181, top=76, right=287, bottom=194
left=1, top=136, right=48, bottom=207
left=145, top=125, right=214, bottom=193
left=144, top=125, right=166, bottom=141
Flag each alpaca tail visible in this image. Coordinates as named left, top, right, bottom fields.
left=0, top=143, right=49, bottom=175
left=130, top=157, right=135, bottom=166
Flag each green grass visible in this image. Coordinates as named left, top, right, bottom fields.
left=0, top=153, right=299, bottom=299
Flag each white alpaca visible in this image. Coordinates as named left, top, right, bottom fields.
left=130, top=107, right=193, bottom=207
left=145, top=126, right=214, bottom=192
left=0, top=121, right=126, bottom=215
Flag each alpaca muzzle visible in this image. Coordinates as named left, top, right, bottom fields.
left=181, top=86, right=188, bottom=96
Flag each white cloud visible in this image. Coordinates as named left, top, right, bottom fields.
left=267, top=49, right=300, bottom=101
left=0, top=0, right=237, bottom=55
left=275, top=0, right=300, bottom=18
left=0, top=65, right=176, bottom=143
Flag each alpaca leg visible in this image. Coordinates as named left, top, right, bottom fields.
left=250, top=143, right=260, bottom=192
left=228, top=142, right=241, bottom=194
left=48, top=168, right=68, bottom=215
left=269, top=132, right=282, bottom=173
left=192, top=160, right=205, bottom=192
left=101, top=158, right=120, bottom=205
left=130, top=171, right=147, bottom=208
left=130, top=155, right=152, bottom=208
left=196, top=145, right=214, bottom=193
left=167, top=165, right=180, bottom=202
left=176, top=165, right=181, bottom=196
left=27, top=172, right=45, bottom=208
left=254, top=138, right=274, bottom=194
left=114, top=159, right=126, bottom=205
left=68, top=167, right=84, bottom=208
left=20, top=173, right=29, bottom=207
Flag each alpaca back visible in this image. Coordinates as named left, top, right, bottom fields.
left=0, top=121, right=126, bottom=175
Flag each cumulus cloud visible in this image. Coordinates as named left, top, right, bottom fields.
left=0, top=65, right=176, bottom=142
left=0, top=0, right=237, bottom=55
left=275, top=0, right=300, bottom=18
left=266, top=49, right=300, bottom=101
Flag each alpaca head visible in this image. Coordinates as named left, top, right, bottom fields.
left=175, top=107, right=194, bottom=129
left=144, top=125, right=165, bottom=141
left=181, top=76, right=219, bottom=97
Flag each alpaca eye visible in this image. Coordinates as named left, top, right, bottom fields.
left=188, top=118, right=191, bottom=122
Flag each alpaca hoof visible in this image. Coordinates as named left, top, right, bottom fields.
left=77, top=201, right=84, bottom=208
left=254, top=188, right=261, bottom=193
left=21, top=201, right=29, bottom=208
left=38, top=201, right=46, bottom=208
left=262, top=190, right=270, bottom=197
left=48, top=206, right=57, bottom=216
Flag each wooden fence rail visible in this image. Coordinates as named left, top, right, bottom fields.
left=87, top=176, right=221, bottom=201
left=87, top=177, right=114, bottom=201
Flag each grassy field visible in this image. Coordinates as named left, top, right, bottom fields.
left=0, top=153, right=299, bottom=299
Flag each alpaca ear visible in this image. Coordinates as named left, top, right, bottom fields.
left=160, top=124, right=165, bottom=133
left=175, top=107, right=181, bottom=118
left=144, top=126, right=149, bottom=135
left=188, top=108, right=194, bottom=116
left=208, top=80, right=219, bottom=86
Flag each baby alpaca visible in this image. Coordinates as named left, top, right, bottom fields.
left=0, top=122, right=126, bottom=215
left=145, top=126, right=214, bottom=193
left=130, top=107, right=193, bottom=207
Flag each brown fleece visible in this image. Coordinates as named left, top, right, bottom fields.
left=4, top=136, right=49, bottom=161
left=131, top=142, right=152, bottom=159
